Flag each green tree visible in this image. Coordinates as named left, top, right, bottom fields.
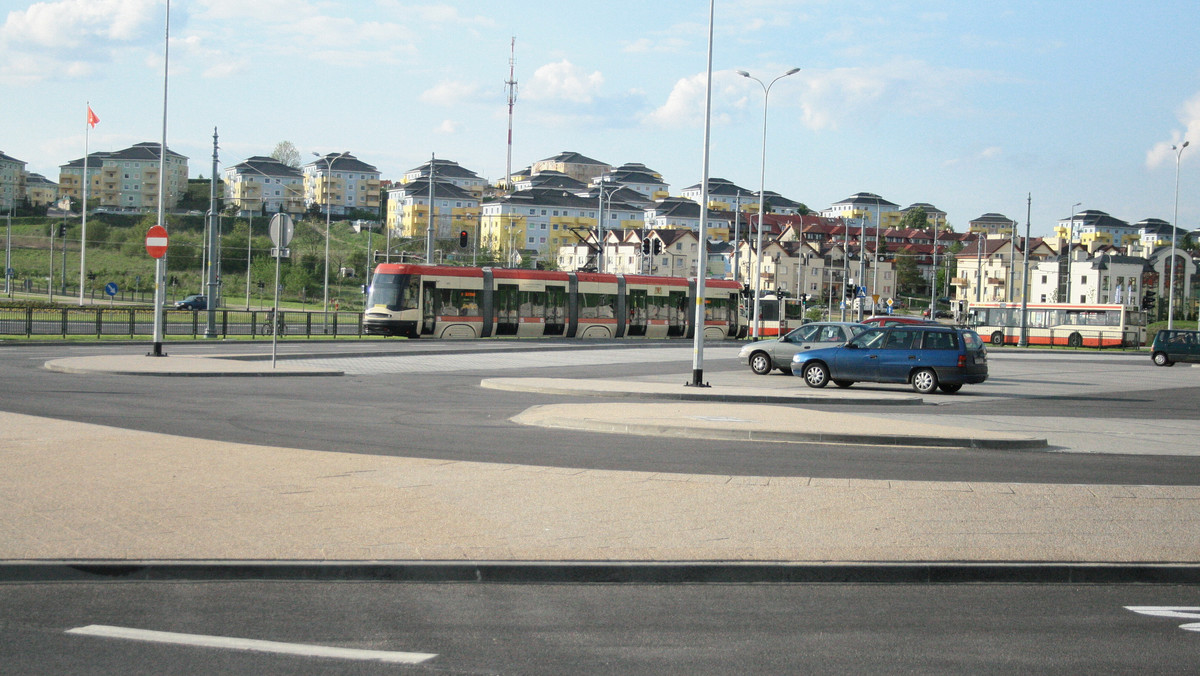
left=896, top=206, right=928, bottom=231
left=271, top=141, right=301, bottom=168
left=894, top=251, right=923, bottom=296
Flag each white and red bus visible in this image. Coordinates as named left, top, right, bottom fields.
left=967, top=301, right=1147, bottom=348
left=363, top=263, right=742, bottom=340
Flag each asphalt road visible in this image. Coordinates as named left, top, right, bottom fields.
left=3, top=581, right=1198, bottom=674
left=0, top=340, right=1198, bottom=485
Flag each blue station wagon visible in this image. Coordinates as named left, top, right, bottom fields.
left=791, top=325, right=988, bottom=394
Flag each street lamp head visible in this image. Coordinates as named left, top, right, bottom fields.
left=1174, top=141, right=1190, bottom=151
left=784, top=67, right=801, bottom=75
left=736, top=70, right=750, bottom=78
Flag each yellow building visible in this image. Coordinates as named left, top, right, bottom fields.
left=304, top=152, right=381, bottom=217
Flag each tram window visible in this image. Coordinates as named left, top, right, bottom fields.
left=581, top=292, right=614, bottom=318
left=519, top=290, right=545, bottom=318
left=367, top=273, right=418, bottom=311
left=647, top=295, right=669, bottom=320
left=546, top=287, right=567, bottom=323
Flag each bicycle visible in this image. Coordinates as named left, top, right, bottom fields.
left=261, top=310, right=286, bottom=336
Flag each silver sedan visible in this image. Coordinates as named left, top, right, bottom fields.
left=738, top=322, right=867, bottom=375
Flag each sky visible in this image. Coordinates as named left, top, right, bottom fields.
left=2, top=0, right=1198, bottom=237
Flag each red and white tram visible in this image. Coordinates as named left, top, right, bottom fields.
left=363, top=264, right=742, bottom=340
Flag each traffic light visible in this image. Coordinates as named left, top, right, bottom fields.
left=459, top=230, right=469, bottom=248
left=652, top=240, right=662, bottom=255
left=641, top=239, right=651, bottom=255
left=57, top=224, right=66, bottom=237
left=1142, top=290, right=1156, bottom=310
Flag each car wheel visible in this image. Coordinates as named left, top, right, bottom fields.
left=749, top=352, right=773, bottom=375
left=802, top=362, right=830, bottom=388
left=938, top=383, right=962, bottom=394
left=990, top=331, right=1004, bottom=346
left=911, top=368, right=939, bottom=394
left=833, top=380, right=854, bottom=388
left=1152, top=352, right=1173, bottom=367
left=1067, top=332, right=1083, bottom=348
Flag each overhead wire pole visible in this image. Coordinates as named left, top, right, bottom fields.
left=688, top=0, right=716, bottom=388
left=1019, top=193, right=1031, bottom=347
left=149, top=0, right=170, bottom=356
left=1168, top=141, right=1189, bottom=330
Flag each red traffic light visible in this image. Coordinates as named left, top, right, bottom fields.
left=458, top=230, right=469, bottom=247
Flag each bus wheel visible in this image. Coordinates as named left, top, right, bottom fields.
left=1067, top=332, right=1083, bottom=348
left=990, top=331, right=1004, bottom=346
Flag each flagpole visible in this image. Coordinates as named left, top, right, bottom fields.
left=78, top=102, right=91, bottom=305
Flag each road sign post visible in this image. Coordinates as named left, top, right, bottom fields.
left=268, top=213, right=294, bottom=367
left=145, top=224, right=169, bottom=357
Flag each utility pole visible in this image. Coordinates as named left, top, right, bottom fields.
left=1019, top=193, right=1031, bottom=347
left=504, top=37, right=518, bottom=193
left=204, top=128, right=219, bottom=338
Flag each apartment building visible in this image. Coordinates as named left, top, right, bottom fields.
left=24, top=173, right=58, bottom=207
left=481, top=187, right=645, bottom=265
left=223, top=156, right=304, bottom=216
left=303, top=152, right=381, bottom=217
left=968, top=212, right=1017, bottom=236
left=1057, top=209, right=1141, bottom=248
left=57, top=142, right=188, bottom=213
left=401, top=158, right=487, bottom=198
left=529, top=151, right=611, bottom=185
left=0, top=151, right=26, bottom=211
left=821, top=192, right=903, bottom=229
left=386, top=177, right=480, bottom=240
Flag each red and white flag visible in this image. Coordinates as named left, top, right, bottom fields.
left=86, top=106, right=99, bottom=128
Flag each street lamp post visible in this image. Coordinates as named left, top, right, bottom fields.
left=738, top=66, right=800, bottom=338
left=1065, top=202, right=1080, bottom=303
left=313, top=151, right=349, bottom=323
left=1168, top=141, right=1189, bottom=330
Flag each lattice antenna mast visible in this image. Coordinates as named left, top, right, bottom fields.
left=504, top=37, right=518, bottom=193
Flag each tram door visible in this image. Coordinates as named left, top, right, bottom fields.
left=545, top=286, right=567, bottom=336
left=626, top=289, right=648, bottom=336
left=667, top=290, right=688, bottom=337
left=420, top=282, right=437, bottom=335
left=495, top=284, right=519, bottom=336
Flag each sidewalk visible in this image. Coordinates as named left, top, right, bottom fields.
left=3, top=351, right=1197, bottom=581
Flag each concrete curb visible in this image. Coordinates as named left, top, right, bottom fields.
left=482, top=377, right=923, bottom=406
left=522, top=415, right=1049, bottom=450
left=43, top=356, right=343, bottom=377
left=3, top=561, right=1198, bottom=584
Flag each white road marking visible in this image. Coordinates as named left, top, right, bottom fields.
left=66, top=624, right=438, bottom=664
left=1125, top=606, right=1200, bottom=632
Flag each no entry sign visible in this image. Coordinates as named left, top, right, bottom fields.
left=145, top=225, right=168, bottom=258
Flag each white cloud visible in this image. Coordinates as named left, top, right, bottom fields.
left=642, top=71, right=742, bottom=128
left=435, top=120, right=459, bottom=134
left=420, top=81, right=479, bottom=107
left=0, top=0, right=159, bottom=83
left=1146, top=92, right=1200, bottom=169
left=0, top=0, right=159, bottom=48
left=524, top=60, right=603, bottom=103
